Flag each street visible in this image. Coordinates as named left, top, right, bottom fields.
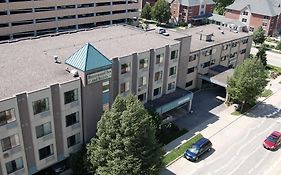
left=251, top=47, right=281, bottom=67
left=162, top=89, right=281, bottom=175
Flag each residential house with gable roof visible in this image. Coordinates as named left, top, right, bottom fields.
left=225, top=0, right=281, bottom=36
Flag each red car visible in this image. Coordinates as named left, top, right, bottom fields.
left=263, top=131, right=281, bottom=150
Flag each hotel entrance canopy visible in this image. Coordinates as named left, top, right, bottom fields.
left=200, top=65, right=234, bottom=88
left=145, top=88, right=193, bottom=115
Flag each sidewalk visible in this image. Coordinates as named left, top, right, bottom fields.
left=163, top=76, right=281, bottom=154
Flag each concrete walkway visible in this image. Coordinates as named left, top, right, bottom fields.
left=164, top=75, right=281, bottom=154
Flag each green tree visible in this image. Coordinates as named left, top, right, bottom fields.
left=253, top=26, right=266, bottom=46
left=141, top=3, right=152, bottom=20
left=68, top=148, right=89, bottom=175
left=226, top=58, right=268, bottom=112
left=214, top=0, right=234, bottom=15
left=87, top=95, right=164, bottom=175
left=276, top=41, right=281, bottom=50
left=152, top=0, right=171, bottom=24
left=256, top=44, right=267, bottom=66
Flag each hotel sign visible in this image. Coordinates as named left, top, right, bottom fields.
left=87, top=69, right=112, bottom=84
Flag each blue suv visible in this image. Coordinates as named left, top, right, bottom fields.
left=184, top=137, right=212, bottom=161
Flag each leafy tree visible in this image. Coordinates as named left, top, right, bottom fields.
left=276, top=41, right=281, bottom=50
left=226, top=58, right=268, bottom=112
left=214, top=0, right=234, bottom=15
left=87, top=95, right=164, bottom=175
left=141, top=3, right=152, bottom=20
left=152, top=0, right=171, bottom=24
left=68, top=148, right=89, bottom=175
left=256, top=44, right=267, bottom=66
left=253, top=26, right=266, bottom=46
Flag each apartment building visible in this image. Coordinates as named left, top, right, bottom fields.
left=0, top=0, right=139, bottom=41
left=168, top=0, right=215, bottom=24
left=225, top=0, right=281, bottom=36
left=0, top=24, right=252, bottom=175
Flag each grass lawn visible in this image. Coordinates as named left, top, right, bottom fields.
left=261, top=89, right=273, bottom=97
left=267, top=65, right=281, bottom=74
left=231, top=110, right=241, bottom=116
left=158, top=123, right=188, bottom=145
left=163, top=133, right=203, bottom=166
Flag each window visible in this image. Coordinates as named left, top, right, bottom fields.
left=242, top=18, right=247, bottom=22
left=67, top=133, right=80, bottom=148
left=185, top=81, right=193, bottom=88
left=201, top=61, right=210, bottom=68
left=210, top=59, right=215, bottom=65
left=240, top=49, right=246, bottom=54
left=168, top=82, right=176, bottom=90
left=242, top=39, right=248, bottom=44
left=223, top=44, right=229, bottom=50
left=139, top=58, right=148, bottom=69
left=66, top=112, right=79, bottom=127
left=187, top=67, right=195, bottom=74
left=169, top=66, right=177, bottom=76
left=39, top=145, right=54, bottom=160
left=5, top=157, right=23, bottom=174
left=201, top=4, right=204, bottom=8
left=0, top=109, right=16, bottom=126
left=230, top=52, right=237, bottom=58
left=249, top=27, right=254, bottom=32
left=138, top=76, right=147, bottom=87
left=138, top=93, right=146, bottom=102
left=36, top=122, right=52, bottom=139
left=262, top=22, right=267, bottom=26
left=64, top=89, right=78, bottom=104
left=156, top=53, right=164, bottom=64
left=32, top=98, right=49, bottom=115
left=221, top=56, right=227, bottom=61
left=264, top=16, right=269, bottom=19
left=102, top=81, right=110, bottom=93
left=189, top=54, right=197, bottom=61
left=171, top=50, right=178, bottom=60
left=120, top=82, right=130, bottom=93
left=154, top=71, right=163, bottom=81
left=153, top=87, right=161, bottom=96
left=243, top=11, right=248, bottom=15
left=203, top=49, right=212, bottom=56
left=121, top=63, right=130, bottom=74
left=1, top=134, right=20, bottom=152
left=232, top=42, right=238, bottom=48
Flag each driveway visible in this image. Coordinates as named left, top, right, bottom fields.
left=162, top=88, right=281, bottom=175
left=173, top=87, right=227, bottom=131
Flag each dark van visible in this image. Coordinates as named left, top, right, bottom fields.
left=184, top=137, right=212, bottom=161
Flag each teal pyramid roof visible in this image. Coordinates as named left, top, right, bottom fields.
left=65, top=43, right=112, bottom=72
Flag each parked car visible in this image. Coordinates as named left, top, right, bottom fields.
left=263, top=131, right=281, bottom=150
left=184, top=137, right=212, bottom=161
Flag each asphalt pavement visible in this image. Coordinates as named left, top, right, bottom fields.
left=162, top=76, right=281, bottom=175
left=251, top=47, right=281, bottom=67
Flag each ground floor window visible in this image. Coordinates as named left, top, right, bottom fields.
left=5, top=157, right=23, bottom=174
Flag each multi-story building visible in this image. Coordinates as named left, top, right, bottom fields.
left=168, top=0, right=215, bottom=24
left=225, top=0, right=281, bottom=36
left=0, top=24, right=252, bottom=175
left=0, top=0, right=139, bottom=41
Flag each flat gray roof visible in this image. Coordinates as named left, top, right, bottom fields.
left=0, top=25, right=179, bottom=99
left=176, top=24, right=252, bottom=52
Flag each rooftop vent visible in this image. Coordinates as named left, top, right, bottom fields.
left=70, top=69, right=79, bottom=77
left=218, top=26, right=221, bottom=30
left=221, top=31, right=224, bottom=34
left=54, top=55, right=61, bottom=64
left=155, top=27, right=166, bottom=34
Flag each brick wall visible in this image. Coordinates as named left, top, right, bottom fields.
left=170, top=0, right=181, bottom=23
left=205, top=4, right=214, bottom=14
left=225, top=9, right=240, bottom=19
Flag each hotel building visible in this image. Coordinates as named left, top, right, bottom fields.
left=0, top=24, right=252, bottom=175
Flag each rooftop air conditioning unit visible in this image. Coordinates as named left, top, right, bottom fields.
left=70, top=69, right=79, bottom=77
